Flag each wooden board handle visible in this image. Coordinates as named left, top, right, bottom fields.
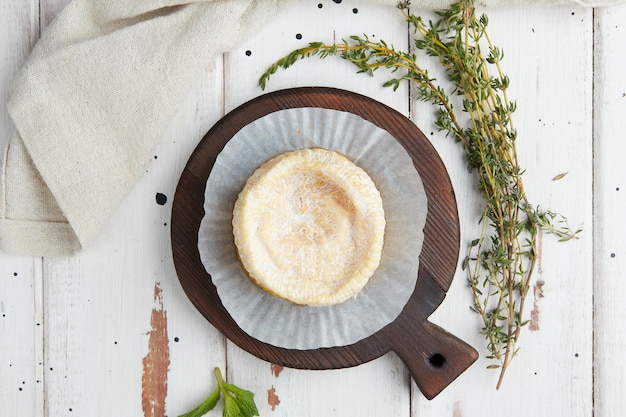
left=390, top=320, right=478, bottom=400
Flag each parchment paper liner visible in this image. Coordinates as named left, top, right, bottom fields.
left=198, top=107, right=427, bottom=350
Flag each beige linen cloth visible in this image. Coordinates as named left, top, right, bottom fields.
left=0, top=0, right=616, bottom=256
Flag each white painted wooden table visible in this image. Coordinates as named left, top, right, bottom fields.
left=1, top=1, right=624, bottom=416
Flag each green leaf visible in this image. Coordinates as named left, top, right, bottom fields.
left=178, top=368, right=258, bottom=417
left=178, top=387, right=221, bottom=417
left=223, top=394, right=242, bottom=417
left=223, top=384, right=259, bottom=417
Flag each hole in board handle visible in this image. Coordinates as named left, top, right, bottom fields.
left=428, top=353, right=446, bottom=368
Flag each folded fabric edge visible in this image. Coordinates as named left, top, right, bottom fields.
left=0, top=219, right=80, bottom=257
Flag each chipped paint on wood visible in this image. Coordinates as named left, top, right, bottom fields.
left=141, top=283, right=170, bottom=417
left=268, top=386, right=280, bottom=411
left=270, top=364, right=284, bottom=377
left=529, top=280, right=545, bottom=332
left=453, top=401, right=462, bottom=417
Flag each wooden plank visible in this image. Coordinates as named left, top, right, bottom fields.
left=224, top=0, right=410, bottom=111
left=0, top=1, right=43, bottom=417
left=410, top=5, right=594, bottom=416
left=0, top=257, right=44, bottom=417
left=222, top=1, right=414, bottom=416
left=40, top=73, right=229, bottom=417
left=593, top=4, right=626, bottom=417
left=36, top=1, right=228, bottom=417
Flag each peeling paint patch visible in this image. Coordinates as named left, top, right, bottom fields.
left=529, top=280, right=545, bottom=332
left=142, top=283, right=170, bottom=417
left=270, top=364, right=284, bottom=377
left=453, top=401, right=462, bottom=417
left=268, top=386, right=280, bottom=411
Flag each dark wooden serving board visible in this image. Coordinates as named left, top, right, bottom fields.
left=171, top=87, right=478, bottom=400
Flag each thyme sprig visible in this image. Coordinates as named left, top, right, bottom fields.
left=259, top=0, right=580, bottom=389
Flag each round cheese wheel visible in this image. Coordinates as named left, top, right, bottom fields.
left=232, top=148, right=385, bottom=306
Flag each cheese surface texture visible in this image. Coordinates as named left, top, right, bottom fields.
left=232, top=148, right=386, bottom=306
